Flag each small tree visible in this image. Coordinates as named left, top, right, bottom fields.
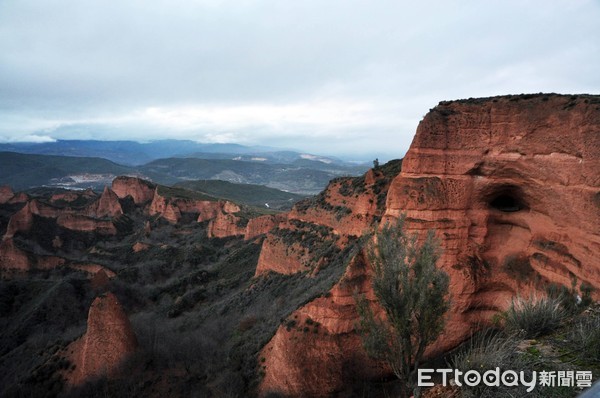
left=356, top=217, right=450, bottom=398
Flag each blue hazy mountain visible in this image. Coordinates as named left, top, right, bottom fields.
left=0, top=140, right=365, bottom=169
left=0, top=143, right=369, bottom=194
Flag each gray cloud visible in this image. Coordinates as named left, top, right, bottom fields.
left=0, top=0, right=599, bottom=159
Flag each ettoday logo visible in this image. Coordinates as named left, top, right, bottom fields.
left=418, top=368, right=593, bottom=392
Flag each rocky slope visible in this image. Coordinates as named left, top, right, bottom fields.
left=0, top=177, right=256, bottom=275
left=257, top=94, right=600, bottom=396
left=257, top=161, right=402, bottom=396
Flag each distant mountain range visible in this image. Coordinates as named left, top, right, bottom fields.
left=0, top=140, right=369, bottom=195
left=0, top=139, right=360, bottom=167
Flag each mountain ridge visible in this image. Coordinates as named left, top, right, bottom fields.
left=0, top=150, right=367, bottom=195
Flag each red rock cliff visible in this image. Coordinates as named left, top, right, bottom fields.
left=384, top=94, right=600, bottom=351
left=65, top=292, right=137, bottom=386
left=255, top=162, right=399, bottom=277
left=112, top=176, right=156, bottom=204
left=258, top=94, right=600, bottom=396
left=88, top=187, right=123, bottom=218
left=148, top=188, right=182, bottom=223
left=0, top=186, right=14, bottom=204
left=257, top=164, right=400, bottom=395
left=259, top=251, right=386, bottom=397
left=0, top=238, right=31, bottom=271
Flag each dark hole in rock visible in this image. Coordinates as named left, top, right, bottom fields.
left=490, top=194, right=522, bottom=212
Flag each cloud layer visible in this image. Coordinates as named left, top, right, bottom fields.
left=1, top=0, right=599, bottom=159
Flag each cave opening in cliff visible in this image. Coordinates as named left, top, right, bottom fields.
left=490, top=193, right=523, bottom=212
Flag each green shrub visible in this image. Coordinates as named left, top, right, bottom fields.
left=572, top=315, right=600, bottom=364
left=356, top=218, right=449, bottom=398
left=448, top=330, right=579, bottom=398
left=451, top=330, right=523, bottom=387
left=504, top=295, right=567, bottom=338
left=546, top=279, right=594, bottom=314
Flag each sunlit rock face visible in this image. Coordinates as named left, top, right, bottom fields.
left=385, top=94, right=600, bottom=350
left=257, top=165, right=400, bottom=396
left=112, top=176, right=155, bottom=204
left=258, top=94, right=600, bottom=397
left=88, top=187, right=123, bottom=218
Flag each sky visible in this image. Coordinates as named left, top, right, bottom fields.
left=0, top=0, right=599, bottom=161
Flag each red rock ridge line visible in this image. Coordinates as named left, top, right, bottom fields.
left=255, top=168, right=393, bottom=277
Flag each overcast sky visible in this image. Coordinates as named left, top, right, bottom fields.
left=1, top=0, right=599, bottom=160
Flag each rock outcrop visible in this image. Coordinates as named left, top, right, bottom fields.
left=112, top=176, right=156, bottom=204
left=255, top=162, right=399, bottom=277
left=7, top=192, right=29, bottom=204
left=148, top=189, right=182, bottom=223
left=256, top=164, right=401, bottom=396
left=4, top=201, right=35, bottom=238
left=384, top=94, right=600, bottom=351
left=70, top=263, right=116, bottom=278
left=207, top=211, right=246, bottom=238
left=287, top=169, right=395, bottom=236
left=56, top=214, right=117, bottom=235
left=65, top=292, right=137, bottom=386
left=0, top=176, right=263, bottom=273
left=258, top=94, right=600, bottom=396
left=244, top=214, right=287, bottom=240
left=0, top=185, right=14, bottom=204
left=88, top=187, right=123, bottom=218
left=148, top=186, right=243, bottom=225
left=0, top=238, right=30, bottom=271
left=259, top=252, right=385, bottom=397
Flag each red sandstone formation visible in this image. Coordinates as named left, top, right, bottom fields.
left=288, top=171, right=389, bottom=237
left=50, top=191, right=84, bottom=204
left=260, top=252, right=385, bottom=396
left=57, top=214, right=117, bottom=235
left=90, top=269, right=110, bottom=291
left=0, top=185, right=14, bottom=204
left=384, top=94, right=600, bottom=351
left=195, top=203, right=222, bottom=222
left=255, top=235, right=306, bottom=276
left=245, top=214, right=286, bottom=240
left=5, top=195, right=122, bottom=240
left=0, top=239, right=66, bottom=272
left=70, top=263, right=116, bottom=278
left=4, top=202, right=34, bottom=238
left=7, top=192, right=28, bottom=204
left=1, top=190, right=119, bottom=273
left=0, top=238, right=30, bottom=271
left=222, top=201, right=241, bottom=214
left=255, top=165, right=396, bottom=277
left=132, top=242, right=151, bottom=253
left=28, top=199, right=61, bottom=218
left=205, top=211, right=286, bottom=241
left=207, top=211, right=246, bottom=238
left=88, top=187, right=123, bottom=218
left=112, top=176, right=156, bottom=204
left=149, top=189, right=182, bottom=223
left=258, top=94, right=600, bottom=396
left=65, top=292, right=137, bottom=386
left=148, top=186, right=242, bottom=225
